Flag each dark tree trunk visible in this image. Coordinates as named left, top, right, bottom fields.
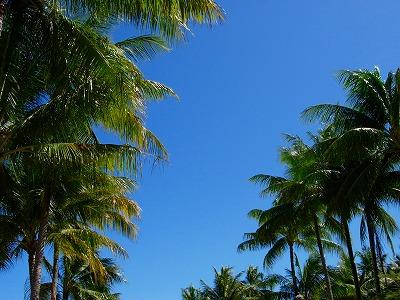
left=288, top=242, right=299, bottom=296
left=62, top=256, right=69, bottom=300
left=30, top=193, right=51, bottom=300
left=365, top=210, right=381, bottom=295
left=313, top=214, right=334, bottom=300
left=0, top=0, right=4, bottom=36
left=28, top=250, right=36, bottom=297
left=50, top=244, right=59, bottom=300
left=376, top=234, right=387, bottom=288
left=30, top=219, right=48, bottom=300
left=342, top=219, right=362, bottom=300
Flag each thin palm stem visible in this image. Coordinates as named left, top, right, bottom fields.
left=50, top=243, right=60, bottom=300
left=31, top=192, right=51, bottom=300
left=366, top=211, right=381, bottom=296
left=313, top=214, right=334, bottom=300
left=62, top=256, right=69, bottom=300
left=376, top=235, right=388, bottom=288
left=289, top=242, right=299, bottom=296
left=28, top=251, right=35, bottom=297
left=342, top=219, right=362, bottom=300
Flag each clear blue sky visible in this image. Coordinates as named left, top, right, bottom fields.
left=2, top=1, right=400, bottom=299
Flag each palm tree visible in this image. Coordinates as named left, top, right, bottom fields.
left=0, top=0, right=223, bottom=39
left=242, top=266, right=282, bottom=300
left=383, top=254, right=400, bottom=298
left=0, top=157, right=139, bottom=299
left=0, top=0, right=224, bottom=167
left=0, top=0, right=221, bottom=165
left=327, top=249, right=393, bottom=299
left=238, top=203, right=323, bottom=297
left=45, top=168, right=139, bottom=300
left=182, top=286, right=204, bottom=300
left=201, top=267, right=250, bottom=300
left=0, top=0, right=223, bottom=168
left=308, top=132, right=398, bottom=300
left=0, top=12, right=173, bottom=163
left=47, top=225, right=128, bottom=300
left=42, top=255, right=125, bottom=300
left=0, top=0, right=221, bottom=227
left=241, top=266, right=264, bottom=300
left=326, top=254, right=357, bottom=300
left=183, top=266, right=283, bottom=300
left=0, top=1, right=223, bottom=299
left=316, top=162, right=364, bottom=300
left=0, top=13, right=172, bottom=299
left=269, top=255, right=325, bottom=300
left=303, top=68, right=400, bottom=297
left=0, top=25, right=170, bottom=299
left=294, top=255, right=326, bottom=300
left=245, top=135, right=340, bottom=300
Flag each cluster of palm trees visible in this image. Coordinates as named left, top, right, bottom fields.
left=182, top=68, right=400, bottom=300
left=0, top=0, right=223, bottom=299
left=183, top=251, right=400, bottom=300
left=238, top=68, right=400, bottom=299
left=182, top=266, right=277, bottom=300
left=239, top=68, right=400, bottom=300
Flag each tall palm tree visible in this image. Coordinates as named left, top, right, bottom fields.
left=0, top=13, right=172, bottom=299
left=246, top=135, right=340, bottom=300
left=0, top=1, right=224, bottom=299
left=238, top=204, right=324, bottom=297
left=0, top=157, right=139, bottom=299
left=303, top=68, right=400, bottom=297
left=45, top=168, right=139, bottom=300
left=316, top=162, right=364, bottom=300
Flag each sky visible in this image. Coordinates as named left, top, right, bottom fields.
left=2, top=0, right=400, bottom=299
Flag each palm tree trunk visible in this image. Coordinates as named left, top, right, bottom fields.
left=50, top=243, right=59, bottom=300
left=288, top=242, right=299, bottom=296
left=365, top=210, right=381, bottom=295
left=342, top=219, right=362, bottom=300
left=313, top=214, right=334, bottom=300
left=0, top=0, right=4, bottom=36
left=376, top=235, right=387, bottom=288
left=28, top=250, right=36, bottom=297
left=62, top=256, right=69, bottom=300
left=30, top=193, right=51, bottom=300
left=30, top=219, right=48, bottom=300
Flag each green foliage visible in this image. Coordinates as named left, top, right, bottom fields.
left=49, top=255, right=125, bottom=300
left=184, top=266, right=282, bottom=300
left=234, top=67, right=400, bottom=300
left=0, top=0, right=223, bottom=299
